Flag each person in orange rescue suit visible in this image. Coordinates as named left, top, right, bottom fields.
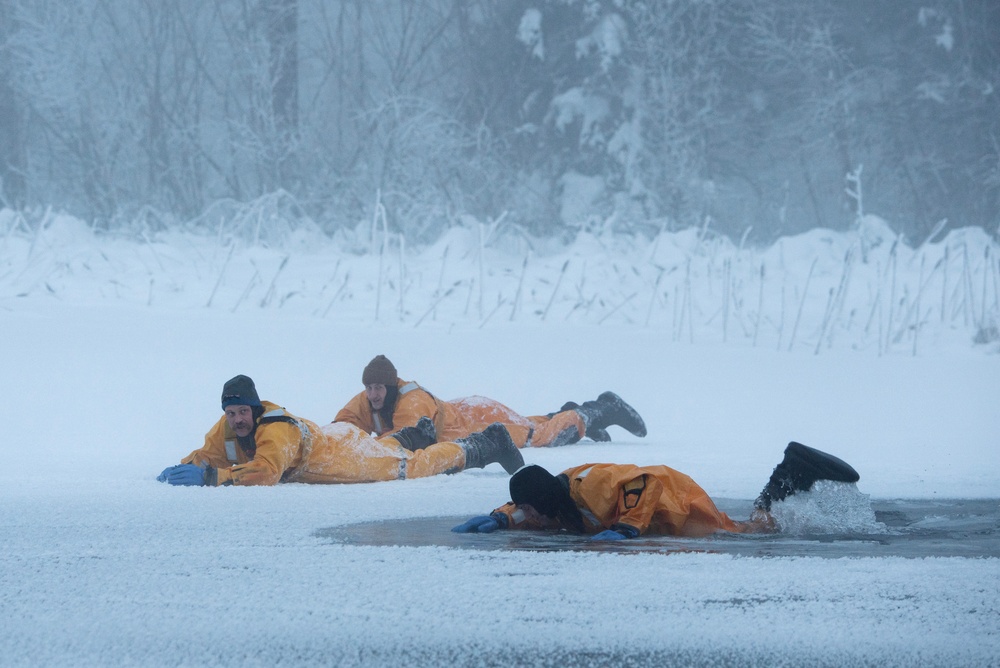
left=156, top=374, right=524, bottom=487
left=333, top=355, right=647, bottom=449
left=451, top=443, right=861, bottom=540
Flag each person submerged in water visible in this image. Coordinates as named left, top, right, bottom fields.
left=452, top=442, right=860, bottom=540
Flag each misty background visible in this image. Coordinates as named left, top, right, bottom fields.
left=0, top=0, right=997, bottom=245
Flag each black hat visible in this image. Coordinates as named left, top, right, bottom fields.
left=509, top=465, right=581, bottom=531
left=221, top=374, right=262, bottom=409
left=362, top=355, right=398, bottom=386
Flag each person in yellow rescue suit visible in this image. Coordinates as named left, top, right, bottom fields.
left=333, top=355, right=647, bottom=449
left=452, top=442, right=861, bottom=540
left=156, top=374, right=524, bottom=487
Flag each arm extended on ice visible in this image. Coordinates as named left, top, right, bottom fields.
left=451, top=512, right=509, bottom=533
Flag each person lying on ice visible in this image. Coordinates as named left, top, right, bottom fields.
left=333, top=354, right=647, bottom=449
left=451, top=443, right=860, bottom=540
left=157, top=374, right=524, bottom=487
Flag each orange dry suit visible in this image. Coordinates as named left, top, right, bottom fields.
left=492, top=463, right=755, bottom=537
left=334, top=378, right=584, bottom=448
left=181, top=401, right=465, bottom=486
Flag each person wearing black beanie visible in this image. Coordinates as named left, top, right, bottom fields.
left=156, top=374, right=525, bottom=487
left=453, top=443, right=860, bottom=540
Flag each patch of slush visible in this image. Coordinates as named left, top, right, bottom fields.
left=771, top=480, right=888, bottom=534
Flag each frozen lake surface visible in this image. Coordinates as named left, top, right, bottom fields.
left=3, top=222, right=999, bottom=666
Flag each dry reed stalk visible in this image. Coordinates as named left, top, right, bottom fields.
left=231, top=268, right=260, bottom=313
left=885, top=239, right=899, bottom=352
left=205, top=243, right=236, bottom=308
left=543, top=260, right=570, bottom=322
left=321, top=273, right=351, bottom=318
left=644, top=267, right=665, bottom=327
left=259, top=255, right=289, bottom=308
left=815, top=288, right=835, bottom=355
left=787, top=257, right=817, bottom=352
left=510, top=253, right=529, bottom=321
left=415, top=280, right=462, bottom=328
left=598, top=292, right=637, bottom=325
left=753, top=263, right=765, bottom=347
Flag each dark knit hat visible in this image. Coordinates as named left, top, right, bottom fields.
left=509, top=465, right=580, bottom=524
left=362, top=355, right=397, bottom=386
left=221, top=374, right=262, bottom=409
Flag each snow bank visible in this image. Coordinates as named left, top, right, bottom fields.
left=3, top=209, right=998, bottom=354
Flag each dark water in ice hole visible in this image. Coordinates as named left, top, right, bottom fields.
left=315, top=497, right=1000, bottom=558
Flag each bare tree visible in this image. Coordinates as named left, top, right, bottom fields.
left=0, top=0, right=26, bottom=207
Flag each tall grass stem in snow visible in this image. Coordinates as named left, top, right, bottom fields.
left=478, top=223, right=485, bottom=321
left=823, top=247, right=855, bottom=350
left=373, top=192, right=388, bottom=322
left=510, top=254, right=528, bottom=321
left=980, top=245, right=990, bottom=326
left=259, top=256, right=289, bottom=308
left=415, top=280, right=461, bottom=328
left=885, top=238, right=899, bottom=354
left=788, top=258, right=816, bottom=352
left=321, top=273, right=350, bottom=318
left=913, top=255, right=925, bottom=356
left=206, top=243, right=236, bottom=308
left=232, top=268, right=260, bottom=312
left=753, top=263, right=765, bottom=347
left=815, top=288, right=835, bottom=355
left=645, top=267, right=664, bottom=327
left=722, top=257, right=731, bottom=343
left=941, top=244, right=949, bottom=324
left=990, top=249, right=1000, bottom=314
left=398, top=234, right=405, bottom=321
left=599, top=292, right=636, bottom=325
left=544, top=259, right=569, bottom=321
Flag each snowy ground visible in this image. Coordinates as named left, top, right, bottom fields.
left=2, top=215, right=999, bottom=666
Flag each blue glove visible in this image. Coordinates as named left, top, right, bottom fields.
left=163, top=463, right=209, bottom=486
left=591, top=529, right=628, bottom=541
left=591, top=523, right=641, bottom=541
left=451, top=514, right=506, bottom=533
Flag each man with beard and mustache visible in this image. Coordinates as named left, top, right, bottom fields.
left=333, top=355, right=647, bottom=449
left=156, top=374, right=524, bottom=487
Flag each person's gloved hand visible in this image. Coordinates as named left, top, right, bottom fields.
left=591, top=523, right=640, bottom=541
left=163, top=463, right=209, bottom=486
left=591, top=529, right=628, bottom=541
left=451, top=513, right=508, bottom=533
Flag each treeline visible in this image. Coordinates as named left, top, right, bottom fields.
left=0, top=0, right=997, bottom=244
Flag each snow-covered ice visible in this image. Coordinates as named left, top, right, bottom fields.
left=1, top=214, right=998, bottom=666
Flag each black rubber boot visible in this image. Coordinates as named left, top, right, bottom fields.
left=458, top=423, right=525, bottom=475
left=559, top=402, right=610, bottom=442
left=753, top=442, right=861, bottom=511
left=573, top=392, right=647, bottom=439
left=389, top=416, right=436, bottom=452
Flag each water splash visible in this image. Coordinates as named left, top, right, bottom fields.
left=771, top=480, right=888, bottom=535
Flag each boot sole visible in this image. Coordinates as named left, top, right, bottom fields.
left=598, top=391, right=647, bottom=437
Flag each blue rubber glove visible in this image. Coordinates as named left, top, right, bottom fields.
left=164, top=463, right=209, bottom=486
left=591, top=529, right=629, bottom=541
left=591, top=523, right=640, bottom=541
left=451, top=514, right=506, bottom=533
